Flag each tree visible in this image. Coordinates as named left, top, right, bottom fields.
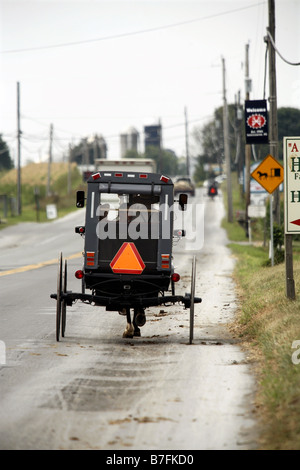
left=124, top=145, right=179, bottom=176
left=278, top=107, right=300, bottom=161
left=70, top=135, right=107, bottom=165
left=0, top=135, right=14, bottom=171
left=144, top=146, right=178, bottom=176
left=192, top=105, right=239, bottom=182
left=123, top=149, right=142, bottom=159
left=251, top=107, right=300, bottom=162
left=191, top=105, right=300, bottom=182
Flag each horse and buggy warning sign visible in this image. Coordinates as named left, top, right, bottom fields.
left=251, top=154, right=283, bottom=194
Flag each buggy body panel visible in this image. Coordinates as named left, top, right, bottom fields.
left=51, top=170, right=202, bottom=343
left=82, top=171, right=175, bottom=305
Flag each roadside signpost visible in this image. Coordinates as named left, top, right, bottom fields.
left=251, top=154, right=283, bottom=266
left=284, top=137, right=300, bottom=233
left=283, top=137, right=300, bottom=299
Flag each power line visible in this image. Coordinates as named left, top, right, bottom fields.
left=266, top=28, right=300, bottom=66
left=1, top=2, right=266, bottom=54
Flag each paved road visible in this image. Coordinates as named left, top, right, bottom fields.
left=0, top=188, right=258, bottom=450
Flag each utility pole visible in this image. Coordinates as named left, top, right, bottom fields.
left=222, top=57, right=233, bottom=223
left=235, top=90, right=243, bottom=172
left=245, top=43, right=252, bottom=233
left=158, top=118, right=162, bottom=173
left=17, top=82, right=22, bottom=215
left=184, top=106, right=190, bottom=176
left=68, top=143, right=72, bottom=194
left=47, top=123, right=53, bottom=196
left=265, top=0, right=296, bottom=298
left=83, top=138, right=89, bottom=167
left=267, top=0, right=280, bottom=225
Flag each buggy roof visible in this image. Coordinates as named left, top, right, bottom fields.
left=87, top=171, right=173, bottom=186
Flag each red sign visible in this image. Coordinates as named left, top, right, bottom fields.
left=110, top=242, right=145, bottom=274
left=247, top=114, right=266, bottom=129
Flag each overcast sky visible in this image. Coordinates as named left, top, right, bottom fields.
left=0, top=0, right=299, bottom=166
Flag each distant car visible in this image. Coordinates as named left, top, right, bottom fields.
left=174, top=177, right=195, bottom=197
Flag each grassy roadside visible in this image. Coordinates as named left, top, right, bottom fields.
left=0, top=162, right=85, bottom=228
left=222, top=175, right=300, bottom=449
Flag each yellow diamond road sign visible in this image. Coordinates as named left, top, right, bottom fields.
left=251, top=154, right=284, bottom=194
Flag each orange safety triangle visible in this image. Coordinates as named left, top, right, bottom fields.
left=110, top=242, right=145, bottom=274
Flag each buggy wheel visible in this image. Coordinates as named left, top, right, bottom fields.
left=189, top=255, right=196, bottom=344
left=61, top=259, right=67, bottom=337
left=56, top=252, right=63, bottom=342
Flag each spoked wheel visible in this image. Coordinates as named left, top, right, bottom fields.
left=61, top=259, right=67, bottom=338
left=56, top=252, right=63, bottom=342
left=189, top=255, right=196, bottom=345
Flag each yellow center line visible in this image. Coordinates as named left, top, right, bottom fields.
left=0, top=252, right=83, bottom=277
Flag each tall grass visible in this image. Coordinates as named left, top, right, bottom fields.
left=0, top=162, right=84, bottom=226
left=230, top=243, right=300, bottom=449
left=223, top=173, right=300, bottom=449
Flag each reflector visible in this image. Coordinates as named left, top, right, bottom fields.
left=110, top=242, right=145, bottom=274
left=172, top=273, right=180, bottom=282
left=160, top=175, right=169, bottom=183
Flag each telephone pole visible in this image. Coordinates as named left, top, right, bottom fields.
left=265, top=0, right=296, bottom=298
left=267, top=0, right=280, bottom=225
left=222, top=57, right=233, bottom=223
left=68, top=143, right=72, bottom=194
left=245, top=43, right=251, bottom=233
left=185, top=106, right=190, bottom=177
left=47, top=123, right=53, bottom=196
left=17, top=82, right=22, bottom=215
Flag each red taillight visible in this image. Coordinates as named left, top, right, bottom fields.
left=86, top=251, right=95, bottom=266
left=139, top=174, right=148, bottom=178
left=75, top=270, right=84, bottom=279
left=160, top=175, right=169, bottom=183
left=92, top=172, right=100, bottom=180
left=161, top=254, right=170, bottom=269
left=171, top=273, right=180, bottom=282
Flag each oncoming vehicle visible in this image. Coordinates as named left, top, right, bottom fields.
left=174, top=177, right=195, bottom=197
left=51, top=171, right=202, bottom=344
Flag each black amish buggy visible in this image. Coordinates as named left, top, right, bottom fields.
left=207, top=180, right=218, bottom=199
left=51, top=171, right=201, bottom=344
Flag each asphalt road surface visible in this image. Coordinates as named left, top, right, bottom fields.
left=0, top=187, right=258, bottom=450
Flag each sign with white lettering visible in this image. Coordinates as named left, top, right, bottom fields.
left=248, top=205, right=266, bottom=218
left=284, top=137, right=300, bottom=233
left=245, top=99, right=268, bottom=144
